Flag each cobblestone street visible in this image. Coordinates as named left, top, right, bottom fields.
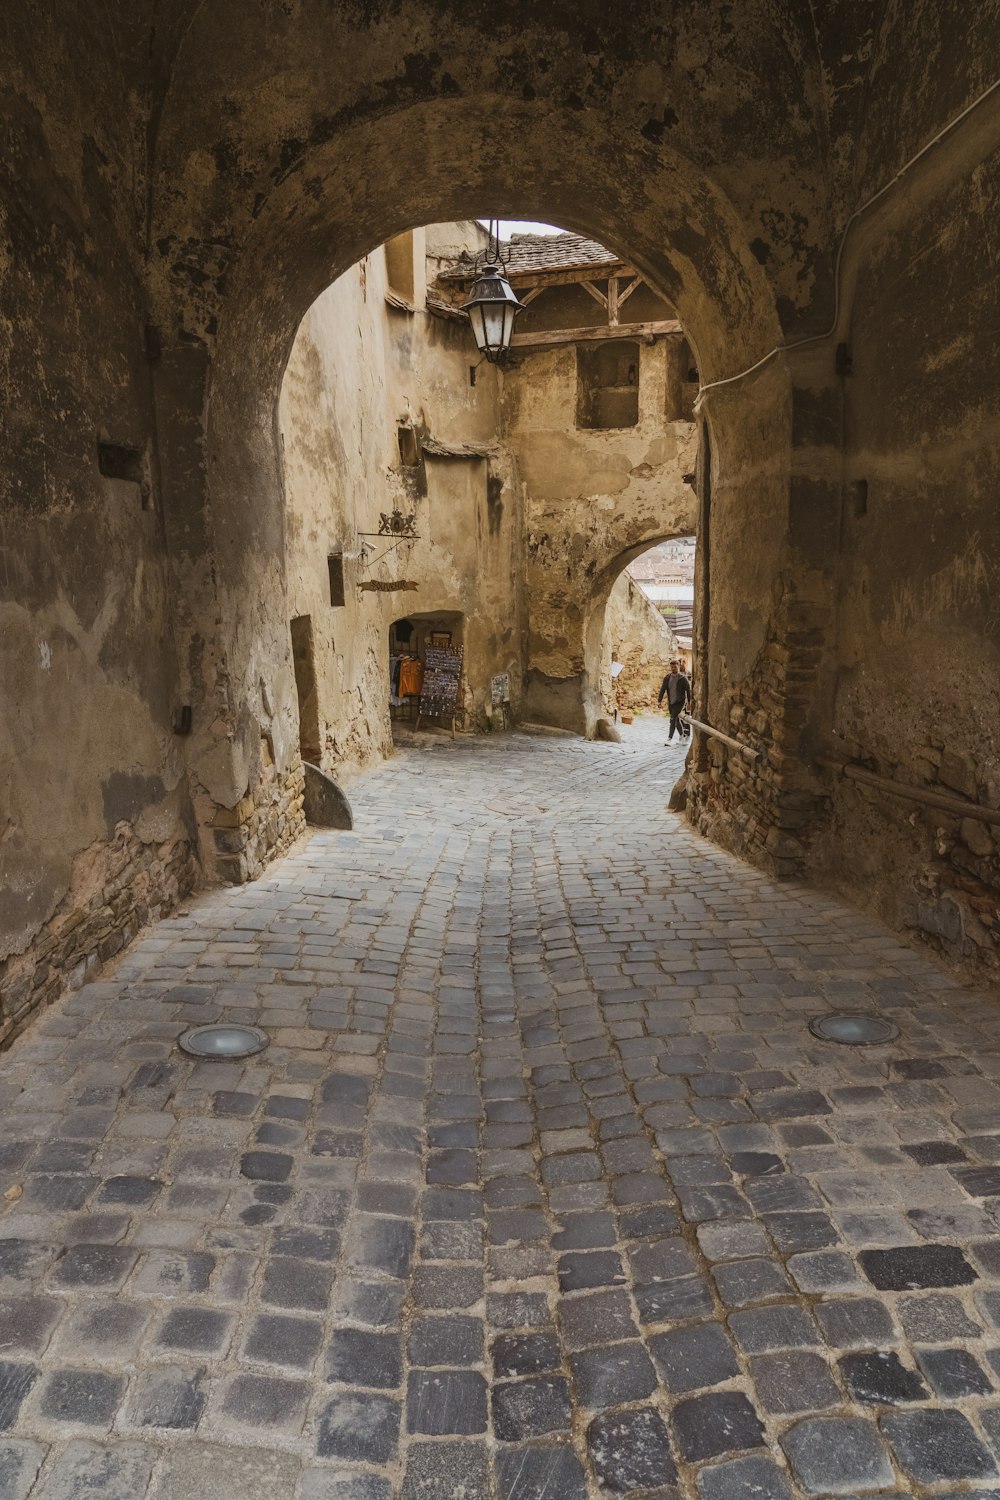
left=3, top=724, right=1000, bottom=1499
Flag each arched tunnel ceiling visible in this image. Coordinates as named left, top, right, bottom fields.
left=146, top=0, right=844, bottom=373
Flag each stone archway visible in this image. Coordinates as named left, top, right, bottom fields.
left=584, top=535, right=696, bottom=734
left=145, top=35, right=809, bottom=875
left=8, top=2, right=999, bottom=1028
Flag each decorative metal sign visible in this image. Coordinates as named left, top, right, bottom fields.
left=378, top=509, right=418, bottom=537
left=358, top=509, right=420, bottom=542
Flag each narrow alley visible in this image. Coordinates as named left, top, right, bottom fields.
left=2, top=728, right=999, bottom=1500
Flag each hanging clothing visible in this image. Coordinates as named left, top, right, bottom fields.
left=399, top=658, right=424, bottom=698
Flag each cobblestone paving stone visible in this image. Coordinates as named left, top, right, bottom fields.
left=2, top=721, right=1000, bottom=1497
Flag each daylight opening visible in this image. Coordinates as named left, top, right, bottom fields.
left=279, top=216, right=699, bottom=772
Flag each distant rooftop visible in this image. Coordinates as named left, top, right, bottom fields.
left=628, top=540, right=696, bottom=583
left=440, top=231, right=623, bottom=281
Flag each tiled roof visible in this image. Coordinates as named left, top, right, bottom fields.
left=628, top=541, right=696, bottom=582
left=439, top=231, right=623, bottom=281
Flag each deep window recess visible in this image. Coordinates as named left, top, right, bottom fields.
left=576, top=341, right=640, bottom=429
left=328, top=552, right=346, bottom=607
left=289, top=614, right=322, bottom=764
left=397, top=425, right=420, bottom=467
left=385, top=231, right=415, bottom=305
left=665, top=337, right=699, bottom=421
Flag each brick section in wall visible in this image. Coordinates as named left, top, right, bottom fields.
left=841, top=752, right=1000, bottom=982
left=0, top=826, right=197, bottom=1050
left=689, top=592, right=829, bottom=880
left=210, top=750, right=306, bottom=884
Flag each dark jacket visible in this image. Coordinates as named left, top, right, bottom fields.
left=658, top=672, right=691, bottom=708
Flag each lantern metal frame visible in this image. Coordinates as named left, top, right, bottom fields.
left=460, top=218, right=524, bottom=364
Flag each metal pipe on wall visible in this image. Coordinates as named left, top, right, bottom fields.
left=817, top=755, right=1000, bottom=828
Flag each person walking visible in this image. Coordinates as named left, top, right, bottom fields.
left=658, top=659, right=692, bottom=742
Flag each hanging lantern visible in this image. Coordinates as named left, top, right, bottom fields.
left=461, top=220, right=524, bottom=364
left=462, top=264, right=524, bottom=363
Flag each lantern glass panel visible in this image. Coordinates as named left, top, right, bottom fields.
left=482, top=302, right=507, bottom=354
left=468, top=303, right=489, bottom=353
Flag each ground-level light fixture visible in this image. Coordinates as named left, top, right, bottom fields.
left=179, top=1023, right=269, bottom=1059
left=461, top=218, right=524, bottom=364
left=808, top=1012, right=899, bottom=1045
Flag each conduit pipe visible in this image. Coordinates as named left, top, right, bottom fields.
left=687, top=716, right=761, bottom=762
left=696, top=73, right=1000, bottom=405
left=817, top=755, right=1000, bottom=828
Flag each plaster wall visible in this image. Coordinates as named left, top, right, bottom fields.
left=279, top=227, right=526, bottom=779
left=280, top=235, right=701, bottom=766
left=0, top=19, right=197, bottom=1043
left=504, top=338, right=697, bottom=734
left=600, top=574, right=683, bottom=716
left=808, top=147, right=1000, bottom=980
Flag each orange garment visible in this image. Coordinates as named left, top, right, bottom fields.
left=398, top=658, right=424, bottom=697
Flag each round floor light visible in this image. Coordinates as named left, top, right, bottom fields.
left=178, top=1024, right=269, bottom=1060
left=808, top=1013, right=899, bottom=1045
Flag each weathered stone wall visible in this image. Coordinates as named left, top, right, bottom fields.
left=279, top=223, right=527, bottom=779
left=280, top=234, right=699, bottom=764
left=2, top=0, right=999, bottom=1007
left=0, top=12, right=199, bottom=1042
left=807, top=134, right=1000, bottom=981
left=504, top=335, right=698, bottom=734
left=600, top=573, right=683, bottom=715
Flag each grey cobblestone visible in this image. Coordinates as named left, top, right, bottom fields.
left=2, top=725, right=1000, bottom=1495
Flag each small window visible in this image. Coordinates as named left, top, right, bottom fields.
left=666, top=337, right=699, bottom=421
left=385, top=231, right=415, bottom=305
left=577, top=341, right=640, bottom=429
left=397, top=425, right=420, bottom=467
left=328, top=551, right=346, bottom=607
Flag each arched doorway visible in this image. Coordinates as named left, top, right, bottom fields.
left=600, top=538, right=695, bottom=728
left=144, top=11, right=819, bottom=892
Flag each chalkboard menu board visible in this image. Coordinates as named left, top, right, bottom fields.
left=419, top=646, right=464, bottom=721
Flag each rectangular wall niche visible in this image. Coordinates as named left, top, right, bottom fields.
left=397, top=425, right=421, bottom=468
left=576, top=341, right=640, bottom=429
left=97, top=439, right=152, bottom=508
left=289, top=614, right=322, bottom=765
left=385, top=231, right=415, bottom=305
left=328, top=551, right=346, bottom=606
left=665, top=337, right=699, bottom=422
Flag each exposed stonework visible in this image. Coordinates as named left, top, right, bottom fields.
left=206, top=755, right=306, bottom=886
left=689, top=584, right=832, bottom=881
left=0, top=826, right=196, bottom=1049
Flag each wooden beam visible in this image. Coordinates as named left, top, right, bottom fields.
left=510, top=319, right=682, bottom=350
left=506, top=263, right=632, bottom=289
left=580, top=280, right=608, bottom=311
left=617, top=275, right=642, bottom=309
left=519, top=286, right=546, bottom=307
left=442, top=262, right=634, bottom=291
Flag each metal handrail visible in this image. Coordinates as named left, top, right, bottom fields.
left=817, top=754, right=1000, bottom=827
left=685, top=715, right=761, bottom=762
